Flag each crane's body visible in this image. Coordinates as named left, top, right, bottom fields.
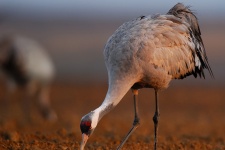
left=80, top=3, right=213, bottom=150
left=0, top=35, right=57, bottom=121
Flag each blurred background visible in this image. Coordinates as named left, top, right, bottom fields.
left=0, top=0, right=224, bottom=86
left=0, top=1, right=224, bottom=149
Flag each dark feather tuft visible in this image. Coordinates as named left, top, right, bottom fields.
left=168, top=3, right=214, bottom=79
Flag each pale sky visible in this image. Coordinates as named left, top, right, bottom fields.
left=0, top=0, right=224, bottom=19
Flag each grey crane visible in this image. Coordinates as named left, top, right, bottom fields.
left=0, top=35, right=57, bottom=121
left=80, top=3, right=213, bottom=150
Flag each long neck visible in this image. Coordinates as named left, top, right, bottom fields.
left=94, top=77, right=135, bottom=122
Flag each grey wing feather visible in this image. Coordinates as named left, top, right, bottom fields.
left=134, top=15, right=200, bottom=79
left=104, top=5, right=213, bottom=79
left=167, top=3, right=214, bottom=78
left=136, top=11, right=213, bottom=79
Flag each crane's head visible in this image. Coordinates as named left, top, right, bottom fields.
left=80, top=111, right=99, bottom=150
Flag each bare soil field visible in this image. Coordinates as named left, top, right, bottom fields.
left=0, top=83, right=224, bottom=150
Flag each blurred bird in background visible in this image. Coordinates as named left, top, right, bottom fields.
left=0, top=35, right=57, bottom=121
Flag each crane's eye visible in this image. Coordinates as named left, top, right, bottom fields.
left=80, top=121, right=92, bottom=134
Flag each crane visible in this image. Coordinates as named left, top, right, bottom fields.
left=0, top=35, right=57, bottom=121
left=80, top=3, right=213, bottom=150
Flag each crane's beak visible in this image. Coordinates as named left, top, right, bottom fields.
left=80, top=133, right=89, bottom=150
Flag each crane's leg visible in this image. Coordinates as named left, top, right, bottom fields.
left=37, top=85, right=57, bottom=121
left=22, top=81, right=37, bottom=122
left=153, top=90, right=160, bottom=150
left=116, top=89, right=140, bottom=150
